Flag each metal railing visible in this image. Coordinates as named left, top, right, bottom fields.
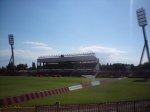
left=35, top=100, right=150, bottom=112
left=0, top=100, right=149, bottom=112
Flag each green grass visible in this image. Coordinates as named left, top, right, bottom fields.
left=0, top=76, right=87, bottom=99
left=0, top=76, right=150, bottom=107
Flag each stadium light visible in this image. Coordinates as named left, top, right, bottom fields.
left=9, top=34, right=14, bottom=45
left=136, top=8, right=150, bottom=64
left=136, top=8, right=147, bottom=27
left=8, top=34, right=15, bottom=71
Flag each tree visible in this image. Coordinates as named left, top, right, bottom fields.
left=0, top=66, right=7, bottom=72
left=130, top=64, right=135, bottom=71
left=112, top=63, right=126, bottom=71
left=16, top=64, right=28, bottom=71
left=136, top=62, right=150, bottom=70
left=7, top=63, right=16, bottom=71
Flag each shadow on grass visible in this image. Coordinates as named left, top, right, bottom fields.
left=133, top=78, right=149, bottom=82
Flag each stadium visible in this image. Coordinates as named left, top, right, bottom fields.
left=0, top=1, right=150, bottom=111
left=37, top=52, right=99, bottom=77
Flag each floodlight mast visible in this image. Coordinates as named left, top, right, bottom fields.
left=8, top=34, right=15, bottom=71
left=136, top=8, right=150, bottom=65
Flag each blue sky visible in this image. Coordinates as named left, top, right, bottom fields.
left=0, top=0, right=150, bottom=67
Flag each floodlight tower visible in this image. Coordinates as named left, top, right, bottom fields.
left=8, top=34, right=15, bottom=71
left=136, top=8, right=150, bottom=65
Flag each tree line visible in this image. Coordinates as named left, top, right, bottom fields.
left=0, top=62, right=149, bottom=72
left=99, top=63, right=135, bottom=71
left=0, top=62, right=36, bottom=72
left=99, top=62, right=150, bottom=71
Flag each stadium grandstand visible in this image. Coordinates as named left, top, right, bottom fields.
left=37, top=53, right=99, bottom=77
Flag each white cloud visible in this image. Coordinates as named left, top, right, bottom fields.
left=0, top=44, right=142, bottom=66
left=0, top=48, right=53, bottom=67
left=0, top=49, right=37, bottom=60
left=78, top=46, right=126, bottom=54
left=76, top=45, right=127, bottom=64
left=0, top=41, right=55, bottom=66
left=24, top=41, right=53, bottom=51
left=24, top=41, right=48, bottom=46
left=15, top=49, right=38, bottom=59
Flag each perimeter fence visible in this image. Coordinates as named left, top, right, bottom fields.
left=0, top=100, right=150, bottom=112
left=35, top=99, right=150, bottom=112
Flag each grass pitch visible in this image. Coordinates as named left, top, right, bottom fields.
left=0, top=76, right=86, bottom=99
left=0, top=76, right=150, bottom=106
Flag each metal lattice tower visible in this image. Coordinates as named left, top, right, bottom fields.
left=8, top=34, right=15, bottom=71
left=136, top=8, right=150, bottom=65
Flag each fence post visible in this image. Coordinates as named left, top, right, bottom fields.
left=133, top=100, right=135, bottom=112
left=78, top=104, right=80, bottom=112
left=116, top=102, right=118, bottom=112
left=145, top=104, right=150, bottom=112
left=34, top=106, right=37, bottom=112
left=56, top=101, right=60, bottom=112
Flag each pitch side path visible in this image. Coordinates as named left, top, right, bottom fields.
left=0, top=78, right=125, bottom=107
